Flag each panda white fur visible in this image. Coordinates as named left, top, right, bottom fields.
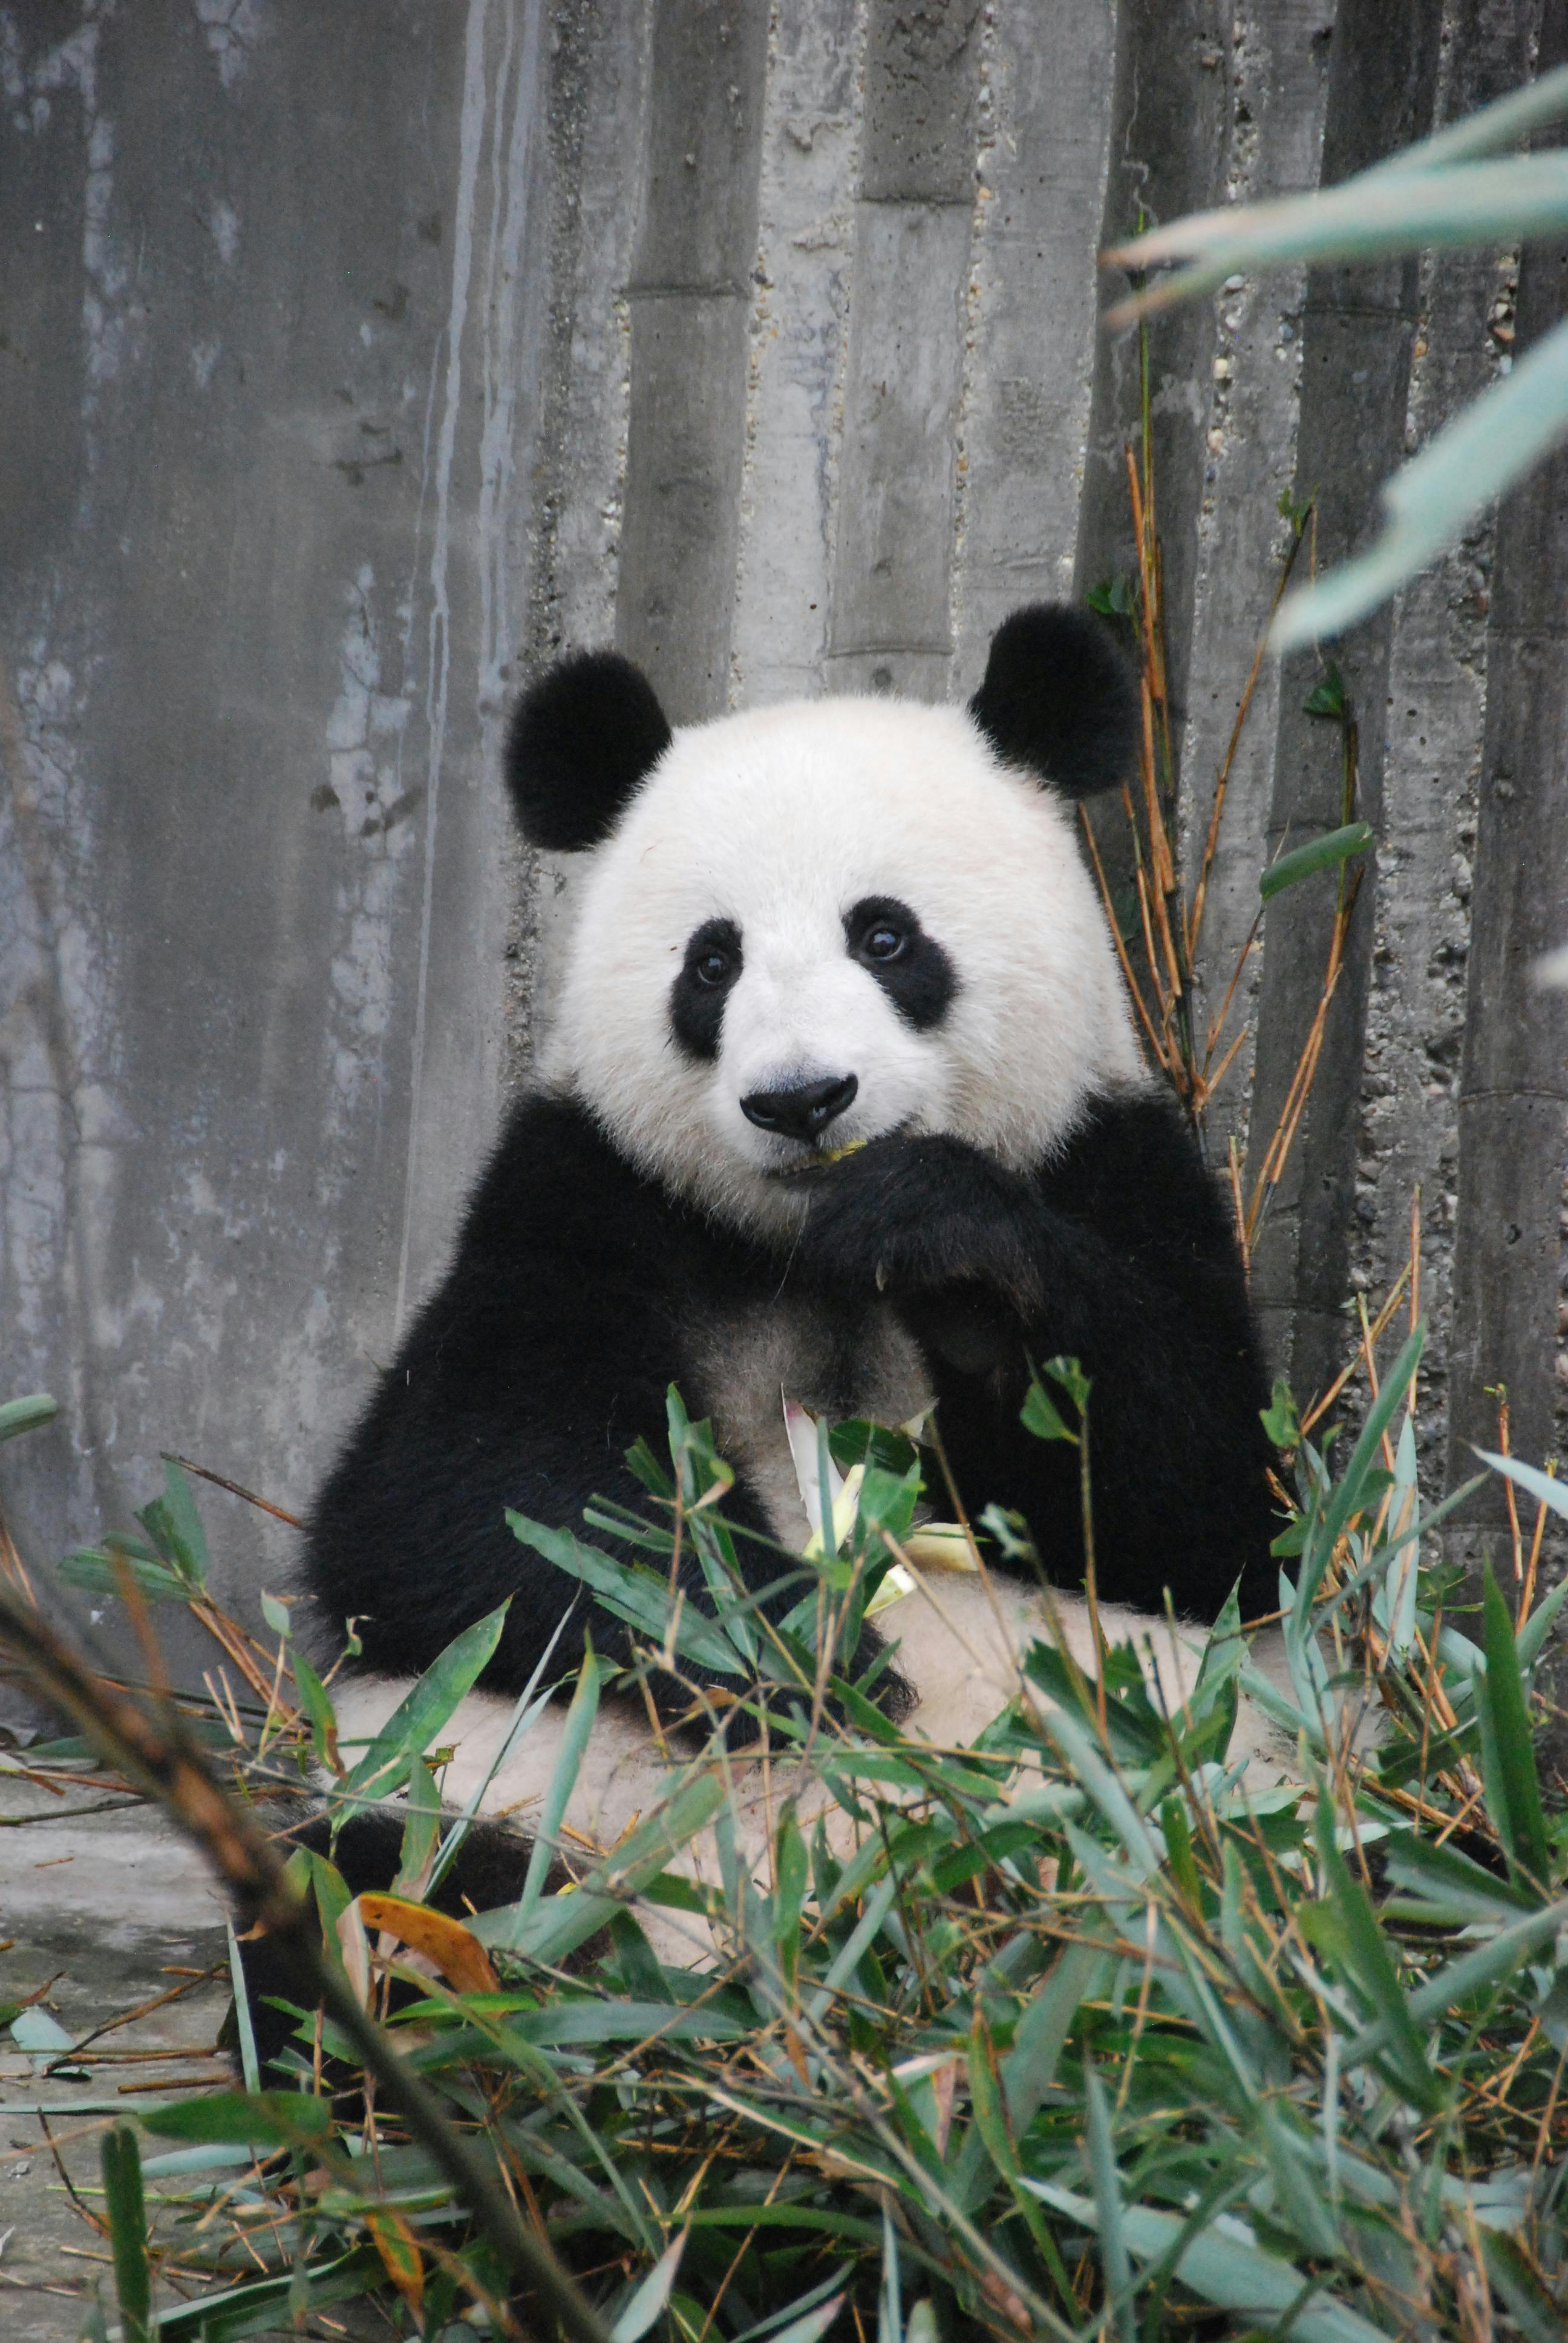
left=305, top=606, right=1290, bottom=1934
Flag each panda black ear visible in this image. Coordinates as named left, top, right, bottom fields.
left=968, top=603, right=1140, bottom=799
left=503, top=650, right=673, bottom=850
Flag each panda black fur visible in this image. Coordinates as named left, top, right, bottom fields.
left=297, top=608, right=1282, bottom=1940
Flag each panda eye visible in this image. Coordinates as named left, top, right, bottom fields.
left=863, top=922, right=905, bottom=962
left=694, top=946, right=732, bottom=986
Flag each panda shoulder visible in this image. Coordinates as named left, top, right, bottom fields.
left=1039, top=1083, right=1239, bottom=1256
left=452, top=1089, right=673, bottom=1263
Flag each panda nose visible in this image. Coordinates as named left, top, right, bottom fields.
left=740, top=1073, right=858, bottom=1143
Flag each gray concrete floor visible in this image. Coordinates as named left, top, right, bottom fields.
left=2, top=1769, right=234, bottom=2341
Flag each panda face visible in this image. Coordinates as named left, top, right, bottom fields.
left=544, top=693, right=1142, bottom=1233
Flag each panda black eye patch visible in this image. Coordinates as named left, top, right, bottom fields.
left=670, top=917, right=742, bottom=1061
left=843, top=896, right=957, bottom=1031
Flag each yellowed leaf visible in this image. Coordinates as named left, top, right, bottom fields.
left=368, top=2209, right=425, bottom=2314
left=354, top=1892, right=500, bottom=1994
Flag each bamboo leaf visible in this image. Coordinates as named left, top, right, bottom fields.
left=1345, top=1893, right=1568, bottom=2070
left=1307, top=1794, right=1442, bottom=2113
left=509, top=1512, right=750, bottom=1676
left=511, top=1646, right=602, bottom=1940
left=612, top=2231, right=687, bottom=2343
left=344, top=1601, right=511, bottom=1795
left=1001, top=1937, right=1103, bottom=2130
left=753, top=2295, right=847, bottom=2343
left=0, top=1392, right=56, bottom=1444
left=1084, top=2068, right=1134, bottom=2343
left=1477, top=1562, right=1550, bottom=1886
left=101, top=2125, right=152, bottom=2343
left=1260, top=822, right=1374, bottom=900
left=136, top=1460, right=209, bottom=1585
left=1274, top=314, right=1568, bottom=646
left=1112, top=152, right=1568, bottom=284
left=142, top=2091, right=333, bottom=2149
left=1025, top=2184, right=1390, bottom=2343
left=150, top=2249, right=384, bottom=2341
left=225, top=1919, right=260, bottom=2094
left=1477, top=1446, right=1568, bottom=1522
left=1479, top=2229, right=1568, bottom=2343
left=1517, top=1573, right=1568, bottom=1673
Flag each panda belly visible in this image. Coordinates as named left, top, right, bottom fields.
left=687, top=1288, right=932, bottom=1550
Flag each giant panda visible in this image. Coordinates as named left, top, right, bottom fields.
left=299, top=605, right=1289, bottom=1942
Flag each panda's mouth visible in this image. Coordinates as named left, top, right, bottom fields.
left=760, top=1132, right=891, bottom=1182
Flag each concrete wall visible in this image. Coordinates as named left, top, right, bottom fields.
left=2, top=0, right=1564, bottom=1647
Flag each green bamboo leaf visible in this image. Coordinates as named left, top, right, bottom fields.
left=141, top=2091, right=333, bottom=2149
left=292, top=1648, right=342, bottom=1775
left=1037, top=1702, right=1163, bottom=1878
left=481, top=1768, right=732, bottom=1964
left=1314, top=1321, right=1424, bottom=1566
left=1477, top=1446, right=1568, bottom=1521
left=1112, top=149, right=1568, bottom=288
left=1370, top=59, right=1568, bottom=177
left=101, top=2125, right=152, bottom=2343
left=1275, top=313, right=1568, bottom=646
left=753, top=2295, right=847, bottom=2343
left=344, top=1601, right=511, bottom=1794
left=428, top=1610, right=576, bottom=1895
left=1308, top=1795, right=1442, bottom=2113
left=1517, top=1574, right=1568, bottom=1673
left=1380, top=1832, right=1535, bottom=1924
left=877, top=2204, right=901, bottom=2343
left=394, top=1751, right=442, bottom=1893
left=1083, top=2069, right=1134, bottom=2343
left=0, top=1392, right=56, bottom=1444
left=225, top=1921, right=260, bottom=2094
left=1477, top=1562, right=1550, bottom=1886
left=1256, top=2102, right=1339, bottom=2261
left=10, top=2007, right=74, bottom=2054
left=1479, top=2228, right=1568, bottom=2343
left=1260, top=822, right=1373, bottom=900
left=150, top=2248, right=383, bottom=2341
left=54, top=1548, right=192, bottom=1605
left=1346, top=1893, right=1568, bottom=2072
left=503, top=1999, right=747, bottom=2047
left=1021, top=1378, right=1075, bottom=1443
left=509, top=1511, right=749, bottom=1676
left=1002, top=1938, right=1103, bottom=2130
left=137, top=1460, right=209, bottom=1584
left=508, top=1646, right=601, bottom=1942
left=611, top=2231, right=687, bottom=2343
left=1025, top=2184, right=1388, bottom=2343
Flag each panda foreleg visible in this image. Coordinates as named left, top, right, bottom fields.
left=791, top=1127, right=1275, bottom=1623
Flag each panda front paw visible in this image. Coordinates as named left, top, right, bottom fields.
left=794, top=1133, right=1046, bottom=1316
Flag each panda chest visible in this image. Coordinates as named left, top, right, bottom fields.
left=685, top=1292, right=932, bottom=1552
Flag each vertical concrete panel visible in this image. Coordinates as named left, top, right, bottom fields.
left=1075, top=0, right=1235, bottom=863
left=1246, top=0, right=1441, bottom=1401
left=0, top=2, right=549, bottom=1637
left=512, top=0, right=652, bottom=1047
left=396, top=0, right=550, bottom=1318
left=1180, top=0, right=1333, bottom=1160
left=616, top=0, right=770, bottom=723
left=952, top=0, right=1117, bottom=691
left=828, top=0, right=983, bottom=701
left=1448, top=0, right=1568, bottom=1533
left=730, top=0, right=866, bottom=706
left=1356, top=0, right=1532, bottom=1489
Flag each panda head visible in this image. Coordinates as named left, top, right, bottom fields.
left=508, top=606, right=1145, bottom=1233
